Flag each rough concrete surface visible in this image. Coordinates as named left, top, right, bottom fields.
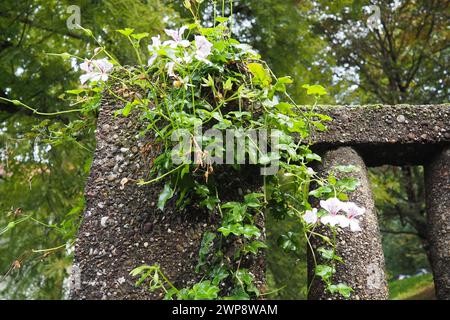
left=308, top=147, right=388, bottom=300
left=425, top=146, right=450, bottom=300
left=309, top=104, right=450, bottom=166
left=69, top=98, right=265, bottom=299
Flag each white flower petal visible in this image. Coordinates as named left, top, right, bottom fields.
left=79, top=60, right=93, bottom=73
left=342, top=202, right=365, bottom=219
left=195, top=35, right=213, bottom=60
left=79, top=73, right=92, bottom=84
left=303, top=208, right=318, bottom=224
left=164, top=29, right=178, bottom=40
left=179, top=40, right=191, bottom=48
left=151, top=35, right=161, bottom=47
left=95, top=58, right=113, bottom=73
left=349, top=219, right=362, bottom=232
left=90, top=73, right=103, bottom=82
left=166, top=62, right=176, bottom=77
left=320, top=214, right=341, bottom=226
left=148, top=54, right=158, bottom=66
left=320, top=197, right=345, bottom=215
left=337, top=215, right=350, bottom=228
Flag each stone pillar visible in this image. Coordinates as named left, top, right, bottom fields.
left=308, top=147, right=388, bottom=300
left=69, top=98, right=265, bottom=299
left=425, top=147, right=450, bottom=300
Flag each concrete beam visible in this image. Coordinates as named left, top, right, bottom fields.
left=309, top=104, right=450, bottom=166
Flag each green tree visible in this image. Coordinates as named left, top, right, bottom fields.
left=0, top=0, right=177, bottom=299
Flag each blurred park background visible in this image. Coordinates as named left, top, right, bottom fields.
left=0, top=0, right=448, bottom=299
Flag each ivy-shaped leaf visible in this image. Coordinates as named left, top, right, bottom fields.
left=157, top=183, right=174, bottom=211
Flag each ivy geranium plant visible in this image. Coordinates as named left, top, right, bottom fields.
left=1, top=0, right=366, bottom=300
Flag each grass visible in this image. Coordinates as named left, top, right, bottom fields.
left=389, top=273, right=435, bottom=300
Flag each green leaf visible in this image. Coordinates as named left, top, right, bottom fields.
left=223, top=77, right=233, bottom=91
left=318, top=247, right=334, bottom=260
left=247, top=63, right=272, bottom=87
left=309, top=186, right=332, bottom=198
left=215, top=17, right=229, bottom=23
left=243, top=240, right=268, bottom=255
left=269, top=76, right=293, bottom=98
left=117, top=28, right=135, bottom=36
left=210, top=266, right=229, bottom=286
left=241, top=224, right=261, bottom=239
left=218, top=223, right=260, bottom=239
left=218, top=223, right=242, bottom=237
left=244, top=193, right=264, bottom=208
left=163, top=287, right=178, bottom=300
left=278, top=232, right=299, bottom=252
left=277, top=76, right=293, bottom=85
left=274, top=102, right=295, bottom=115
left=305, top=152, right=321, bottom=162
left=336, top=177, right=360, bottom=192
left=328, top=283, right=354, bottom=298
left=122, top=102, right=133, bottom=117
left=222, top=202, right=246, bottom=224
left=129, top=265, right=152, bottom=277
left=302, top=84, right=328, bottom=96
left=189, top=281, right=220, bottom=300
left=157, top=183, right=174, bottom=210
left=315, top=265, right=335, bottom=280
left=131, top=32, right=149, bottom=41
left=196, top=231, right=216, bottom=272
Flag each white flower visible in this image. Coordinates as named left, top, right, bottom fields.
left=320, top=197, right=344, bottom=215
left=195, top=35, right=213, bottom=60
left=342, top=202, right=365, bottom=219
left=303, top=208, right=318, bottom=224
left=319, top=197, right=345, bottom=227
left=321, top=214, right=347, bottom=227
left=341, top=202, right=365, bottom=232
left=164, top=26, right=190, bottom=48
left=148, top=35, right=162, bottom=66
left=79, top=58, right=113, bottom=84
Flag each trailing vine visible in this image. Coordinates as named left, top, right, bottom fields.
left=2, top=0, right=367, bottom=300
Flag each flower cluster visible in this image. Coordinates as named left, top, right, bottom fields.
left=303, top=197, right=365, bottom=232
left=148, top=26, right=213, bottom=79
left=79, top=58, right=113, bottom=84
left=78, top=26, right=214, bottom=86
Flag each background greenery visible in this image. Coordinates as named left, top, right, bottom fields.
left=0, top=0, right=448, bottom=299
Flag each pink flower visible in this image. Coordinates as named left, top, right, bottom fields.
left=319, top=197, right=345, bottom=227
left=164, top=26, right=190, bottom=48
left=79, top=58, right=113, bottom=84
left=195, top=35, right=213, bottom=60
left=341, top=202, right=365, bottom=232
left=303, top=208, right=318, bottom=224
